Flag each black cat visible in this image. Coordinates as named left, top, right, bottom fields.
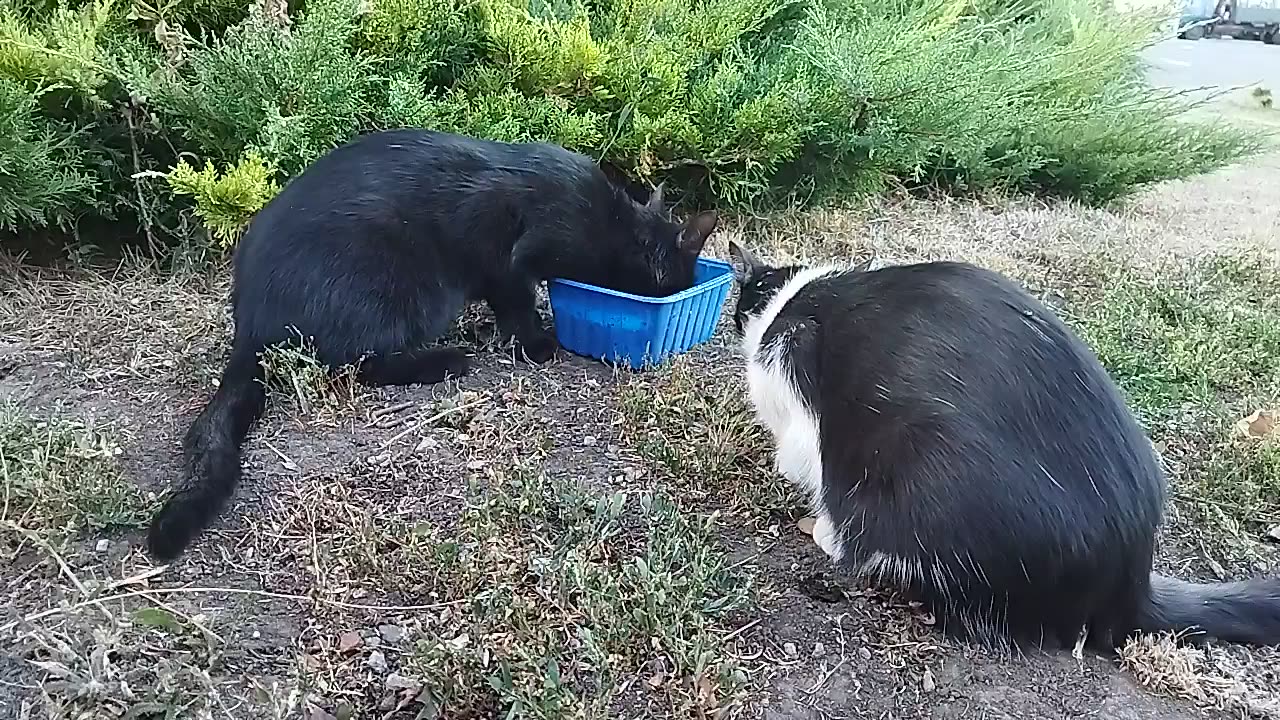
left=146, top=129, right=718, bottom=561
left=727, top=240, right=1280, bottom=651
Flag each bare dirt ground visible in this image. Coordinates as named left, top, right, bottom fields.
left=2, top=155, right=1279, bottom=719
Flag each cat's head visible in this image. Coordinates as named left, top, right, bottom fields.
left=611, top=184, right=719, bottom=297
left=727, top=241, right=881, bottom=335
left=727, top=241, right=806, bottom=336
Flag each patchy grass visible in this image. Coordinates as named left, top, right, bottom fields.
left=0, top=402, right=153, bottom=550
left=13, top=616, right=236, bottom=720
left=0, top=406, right=228, bottom=719
left=1063, top=254, right=1280, bottom=568
left=0, top=259, right=227, bottom=391
left=615, top=360, right=798, bottom=522
left=403, top=467, right=755, bottom=718
left=259, top=339, right=366, bottom=424
left=1070, top=253, right=1280, bottom=423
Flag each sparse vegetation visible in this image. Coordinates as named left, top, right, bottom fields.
left=259, top=337, right=366, bottom=422
left=1071, top=254, right=1280, bottom=423
left=617, top=360, right=797, bottom=520
left=0, top=402, right=153, bottom=550
left=404, top=468, right=754, bottom=717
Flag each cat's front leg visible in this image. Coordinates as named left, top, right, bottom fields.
left=492, top=295, right=558, bottom=363
left=489, top=242, right=561, bottom=363
left=486, top=280, right=558, bottom=364
left=811, top=513, right=844, bottom=562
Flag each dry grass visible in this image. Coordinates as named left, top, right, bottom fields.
left=259, top=340, right=367, bottom=424
left=1120, top=633, right=1280, bottom=718
left=615, top=360, right=797, bottom=523
left=0, top=257, right=228, bottom=393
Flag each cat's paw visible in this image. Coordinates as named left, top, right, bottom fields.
left=812, top=515, right=843, bottom=562
left=516, top=333, right=559, bottom=364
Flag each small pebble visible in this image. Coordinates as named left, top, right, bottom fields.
left=385, top=673, right=420, bottom=691
left=857, top=647, right=872, bottom=661
left=378, top=624, right=406, bottom=643
left=582, top=435, right=597, bottom=446
left=783, top=642, right=798, bottom=658
left=365, top=635, right=382, bottom=648
left=95, top=539, right=110, bottom=553
left=338, top=631, right=362, bottom=654
left=921, top=668, right=936, bottom=692
left=366, top=650, right=388, bottom=673
left=812, top=642, right=825, bottom=657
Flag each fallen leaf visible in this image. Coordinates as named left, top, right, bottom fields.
left=797, top=517, right=816, bottom=536
left=305, top=704, right=337, bottom=720
left=337, top=631, right=362, bottom=654
left=921, top=669, right=936, bottom=692
left=386, top=673, right=421, bottom=691
left=132, top=607, right=181, bottom=631
left=695, top=675, right=718, bottom=709
left=1236, top=409, right=1276, bottom=438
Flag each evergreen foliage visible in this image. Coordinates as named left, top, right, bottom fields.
left=0, top=0, right=1259, bottom=251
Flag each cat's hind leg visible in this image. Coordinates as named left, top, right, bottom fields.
left=357, top=347, right=470, bottom=386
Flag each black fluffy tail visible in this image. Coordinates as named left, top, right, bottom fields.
left=1139, top=574, right=1280, bottom=645
left=146, top=344, right=266, bottom=561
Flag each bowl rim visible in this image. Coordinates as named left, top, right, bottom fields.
left=548, top=257, right=733, bottom=306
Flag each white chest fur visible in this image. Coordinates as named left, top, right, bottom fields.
left=740, top=266, right=844, bottom=560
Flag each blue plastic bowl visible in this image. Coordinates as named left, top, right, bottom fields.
left=548, top=257, right=734, bottom=369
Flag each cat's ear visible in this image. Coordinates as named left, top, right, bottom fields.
left=678, top=211, right=718, bottom=256
left=728, top=240, right=763, bottom=284
left=644, top=182, right=665, bottom=212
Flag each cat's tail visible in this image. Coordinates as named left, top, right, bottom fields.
left=146, top=342, right=266, bottom=561
left=1137, top=574, right=1280, bottom=645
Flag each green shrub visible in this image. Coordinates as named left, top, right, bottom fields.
left=165, top=150, right=279, bottom=245
left=134, top=0, right=371, bottom=177
left=0, top=0, right=118, bottom=97
left=0, top=78, right=97, bottom=230
left=0, top=0, right=1263, bottom=252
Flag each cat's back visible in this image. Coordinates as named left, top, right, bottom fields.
left=795, top=260, right=1122, bottom=412
left=233, top=129, right=606, bottom=278
left=248, top=129, right=597, bottom=223
left=791, top=260, right=1162, bottom=506
left=797, top=261, right=1081, bottom=369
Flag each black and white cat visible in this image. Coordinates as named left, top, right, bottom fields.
left=728, top=240, right=1280, bottom=651
left=146, top=129, right=718, bottom=561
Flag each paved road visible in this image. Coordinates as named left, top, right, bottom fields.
left=1143, top=36, right=1280, bottom=99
